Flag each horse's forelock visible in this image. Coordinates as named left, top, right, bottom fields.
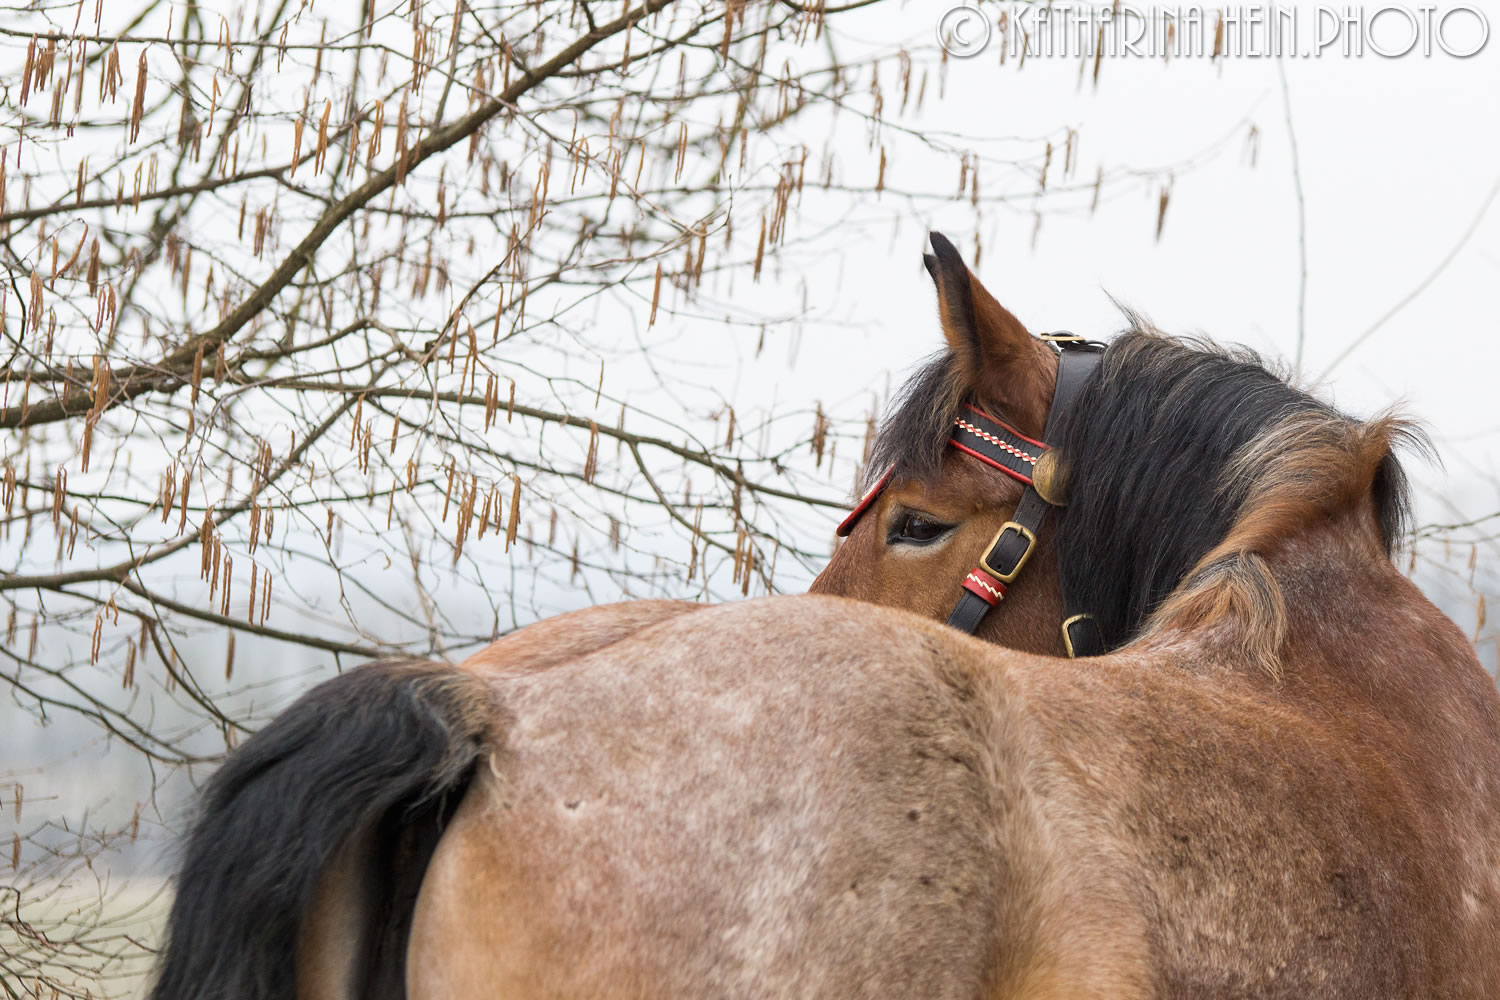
left=863, top=351, right=968, bottom=491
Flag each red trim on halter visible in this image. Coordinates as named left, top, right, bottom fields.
left=949, top=441, right=1036, bottom=485
left=835, top=466, right=894, bottom=537
left=963, top=404, right=1049, bottom=450
left=962, top=567, right=1007, bottom=606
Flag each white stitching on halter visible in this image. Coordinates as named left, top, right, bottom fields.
left=954, top=418, right=1039, bottom=465
left=965, top=571, right=1005, bottom=602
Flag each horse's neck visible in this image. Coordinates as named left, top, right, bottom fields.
left=1254, top=513, right=1493, bottom=738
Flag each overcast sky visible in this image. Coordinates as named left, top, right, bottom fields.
left=5, top=1, right=1498, bottom=887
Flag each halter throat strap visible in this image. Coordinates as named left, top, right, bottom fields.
left=943, top=337, right=1105, bottom=656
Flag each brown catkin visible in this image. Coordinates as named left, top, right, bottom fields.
left=178, top=468, right=191, bottom=535
left=128, top=49, right=146, bottom=143
left=504, top=475, right=521, bottom=551
left=584, top=421, right=599, bottom=483
left=221, top=555, right=232, bottom=615
left=648, top=262, right=662, bottom=326
left=753, top=215, right=766, bottom=280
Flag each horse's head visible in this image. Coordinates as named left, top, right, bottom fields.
left=810, top=233, right=1076, bottom=656
left=814, top=232, right=1420, bottom=668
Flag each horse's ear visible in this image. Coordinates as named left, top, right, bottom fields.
left=925, top=231, right=1055, bottom=435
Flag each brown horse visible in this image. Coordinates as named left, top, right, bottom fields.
left=148, top=235, right=1500, bottom=1000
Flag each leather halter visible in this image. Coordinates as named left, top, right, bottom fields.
left=836, top=334, right=1106, bottom=657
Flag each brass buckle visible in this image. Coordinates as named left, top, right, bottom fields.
left=1038, top=331, right=1086, bottom=343
left=979, top=521, right=1037, bottom=584
left=1060, top=613, right=1095, bottom=659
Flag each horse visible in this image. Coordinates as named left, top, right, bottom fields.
left=147, top=233, right=1500, bottom=1000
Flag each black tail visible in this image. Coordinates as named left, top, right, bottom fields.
left=148, top=659, right=490, bottom=1000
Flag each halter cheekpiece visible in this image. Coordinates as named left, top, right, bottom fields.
left=837, top=334, right=1107, bottom=657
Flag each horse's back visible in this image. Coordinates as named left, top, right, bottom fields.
left=407, top=595, right=1149, bottom=999
left=405, top=593, right=1500, bottom=998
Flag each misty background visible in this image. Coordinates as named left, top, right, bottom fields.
left=3, top=0, right=1498, bottom=993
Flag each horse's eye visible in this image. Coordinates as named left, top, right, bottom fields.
left=892, top=512, right=950, bottom=545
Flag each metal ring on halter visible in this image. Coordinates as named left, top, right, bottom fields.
left=1061, top=613, right=1102, bottom=659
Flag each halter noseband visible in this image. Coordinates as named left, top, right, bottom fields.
left=836, top=334, right=1106, bottom=657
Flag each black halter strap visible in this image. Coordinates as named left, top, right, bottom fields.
left=942, top=336, right=1103, bottom=654
left=834, top=334, right=1107, bottom=656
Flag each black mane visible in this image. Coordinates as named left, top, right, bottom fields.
left=868, top=327, right=1415, bottom=652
